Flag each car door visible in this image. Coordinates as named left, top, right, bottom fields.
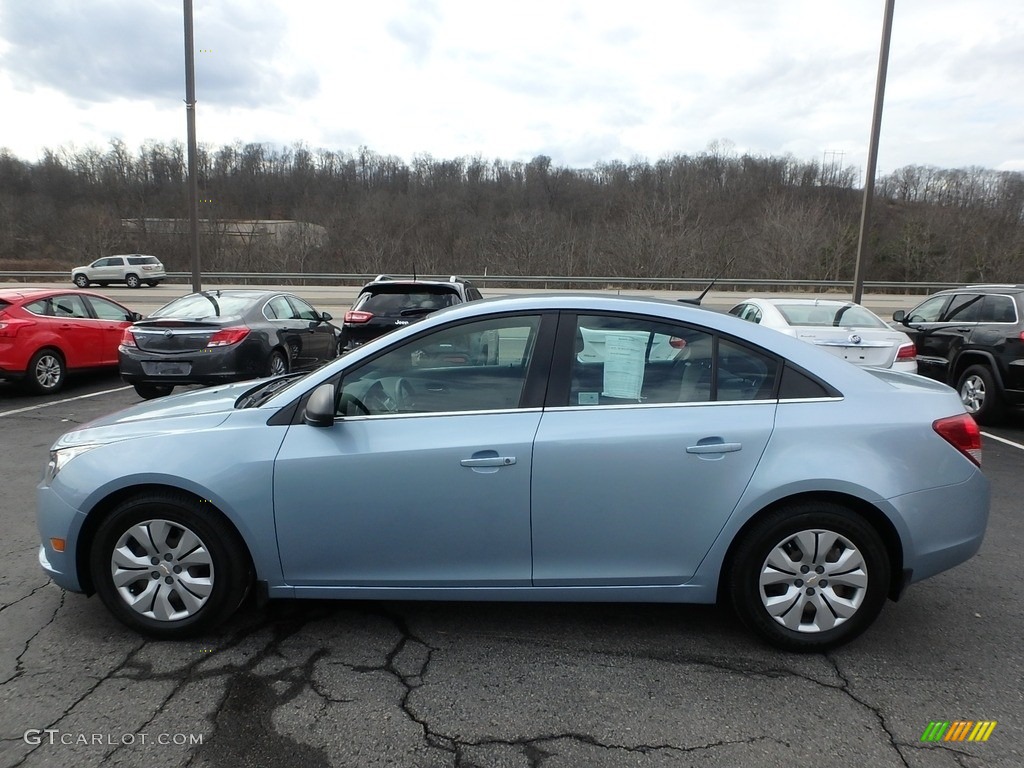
left=286, top=295, right=335, bottom=363
left=48, top=293, right=104, bottom=367
left=82, top=295, right=135, bottom=365
left=273, top=313, right=554, bottom=587
left=91, top=257, right=122, bottom=283
left=530, top=312, right=779, bottom=586
left=905, top=293, right=979, bottom=383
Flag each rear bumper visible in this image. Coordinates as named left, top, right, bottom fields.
left=119, top=340, right=265, bottom=385
left=892, top=469, right=991, bottom=585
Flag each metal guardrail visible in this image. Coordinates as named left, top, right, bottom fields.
left=0, top=271, right=971, bottom=293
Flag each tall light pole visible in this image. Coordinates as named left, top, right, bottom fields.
left=852, top=0, right=895, bottom=304
left=184, top=0, right=201, bottom=292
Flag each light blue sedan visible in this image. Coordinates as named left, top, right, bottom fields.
left=36, top=294, right=990, bottom=651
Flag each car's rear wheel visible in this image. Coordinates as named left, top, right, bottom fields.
left=125, top=274, right=141, bottom=289
left=89, top=492, right=251, bottom=638
left=73, top=274, right=90, bottom=288
left=958, top=365, right=1003, bottom=424
left=266, top=349, right=288, bottom=377
left=134, top=383, right=174, bottom=399
left=26, top=348, right=66, bottom=394
left=729, top=501, right=889, bottom=652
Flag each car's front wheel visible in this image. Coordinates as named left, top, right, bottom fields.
left=26, top=348, right=66, bottom=394
left=958, top=365, right=1003, bottom=424
left=729, top=501, right=889, bottom=652
left=73, top=274, right=90, bottom=288
left=90, top=493, right=251, bottom=638
left=134, top=383, right=174, bottom=399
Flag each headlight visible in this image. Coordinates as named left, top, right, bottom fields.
left=44, top=445, right=100, bottom=483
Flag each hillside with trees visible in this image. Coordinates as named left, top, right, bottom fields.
left=0, top=140, right=1021, bottom=284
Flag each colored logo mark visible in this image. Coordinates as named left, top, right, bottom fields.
left=921, top=721, right=997, bottom=742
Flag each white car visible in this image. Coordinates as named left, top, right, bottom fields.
left=71, top=254, right=166, bottom=289
left=729, top=297, right=917, bottom=373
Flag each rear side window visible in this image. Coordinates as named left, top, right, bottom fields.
left=127, top=256, right=160, bottom=265
left=567, top=314, right=780, bottom=406
left=979, top=295, right=1017, bottom=323
left=943, top=294, right=984, bottom=322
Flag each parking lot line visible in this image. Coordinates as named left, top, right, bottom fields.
left=981, top=431, right=1024, bottom=452
left=0, top=386, right=132, bottom=418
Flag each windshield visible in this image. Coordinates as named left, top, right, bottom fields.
left=152, top=293, right=255, bottom=319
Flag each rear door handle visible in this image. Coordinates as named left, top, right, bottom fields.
left=460, top=456, right=516, bottom=467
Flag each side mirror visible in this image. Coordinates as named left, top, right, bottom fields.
left=130, top=312, right=143, bottom=321
left=320, top=311, right=333, bottom=322
left=892, top=310, right=907, bottom=325
left=303, top=383, right=336, bottom=428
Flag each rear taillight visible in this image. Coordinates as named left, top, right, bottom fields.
left=0, top=316, right=30, bottom=337
left=119, top=328, right=137, bottom=347
left=933, top=413, right=982, bottom=467
left=344, top=310, right=374, bottom=324
left=896, top=343, right=916, bottom=361
left=206, top=327, right=250, bottom=347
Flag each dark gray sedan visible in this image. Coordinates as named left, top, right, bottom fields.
left=118, top=289, right=338, bottom=398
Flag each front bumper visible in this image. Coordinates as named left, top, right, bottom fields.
left=36, top=484, right=88, bottom=593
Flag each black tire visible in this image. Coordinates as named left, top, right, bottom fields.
left=73, top=274, right=90, bottom=288
left=25, top=348, right=66, bottom=394
left=729, top=501, right=890, bottom=652
left=957, top=365, right=1003, bottom=425
left=125, top=274, right=141, bottom=289
left=265, top=349, right=288, bottom=377
left=134, top=383, right=174, bottom=399
left=89, top=492, right=251, bottom=638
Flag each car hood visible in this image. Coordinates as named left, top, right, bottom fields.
left=52, top=380, right=261, bottom=449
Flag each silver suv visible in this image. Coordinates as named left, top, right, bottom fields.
left=72, top=254, right=166, bottom=289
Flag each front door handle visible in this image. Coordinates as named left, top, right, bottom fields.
left=460, top=456, right=516, bottom=467
left=686, top=442, right=742, bottom=455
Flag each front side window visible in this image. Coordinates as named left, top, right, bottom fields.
left=287, top=296, right=320, bottom=321
left=338, top=315, right=542, bottom=416
left=87, top=297, right=132, bottom=321
left=907, top=295, right=948, bottom=323
left=568, top=314, right=779, bottom=406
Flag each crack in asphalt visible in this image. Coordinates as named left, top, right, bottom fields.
left=2, top=587, right=65, bottom=687
left=9, top=636, right=149, bottom=767
left=455, top=733, right=790, bottom=768
left=0, top=581, right=51, bottom=615
left=824, top=652, right=912, bottom=768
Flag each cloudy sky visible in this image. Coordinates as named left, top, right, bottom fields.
left=1, top=0, right=1022, bottom=176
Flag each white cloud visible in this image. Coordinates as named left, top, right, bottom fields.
left=0, top=0, right=1021, bottom=175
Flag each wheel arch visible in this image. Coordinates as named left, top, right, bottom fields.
left=75, top=483, right=255, bottom=595
left=716, top=490, right=905, bottom=604
left=952, top=350, right=1003, bottom=388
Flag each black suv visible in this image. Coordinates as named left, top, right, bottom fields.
left=893, top=285, right=1024, bottom=423
left=338, top=275, right=483, bottom=352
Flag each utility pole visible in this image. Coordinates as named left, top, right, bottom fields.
left=852, top=0, right=895, bottom=304
left=184, top=0, right=201, bottom=292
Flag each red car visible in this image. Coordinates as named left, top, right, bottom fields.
left=0, top=288, right=141, bottom=394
